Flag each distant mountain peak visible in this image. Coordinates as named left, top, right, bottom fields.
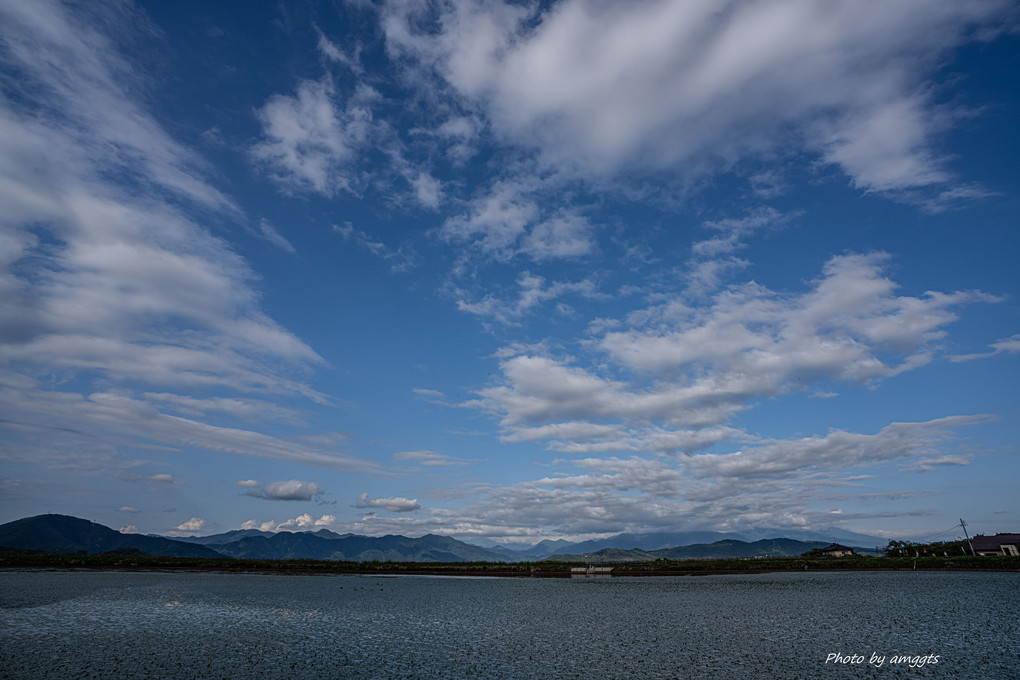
left=0, top=514, right=222, bottom=558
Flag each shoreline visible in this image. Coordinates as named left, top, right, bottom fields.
left=2, top=553, right=1017, bottom=578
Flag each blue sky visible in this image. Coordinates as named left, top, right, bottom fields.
left=0, top=0, right=1017, bottom=544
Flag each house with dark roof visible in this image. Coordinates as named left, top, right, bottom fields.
left=971, top=534, right=1020, bottom=556
left=819, top=543, right=854, bottom=557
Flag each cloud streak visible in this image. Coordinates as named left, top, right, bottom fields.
left=244, top=480, right=325, bottom=501
left=356, top=493, right=422, bottom=513
left=0, top=0, right=370, bottom=474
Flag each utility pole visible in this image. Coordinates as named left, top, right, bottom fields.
left=959, top=518, right=976, bottom=557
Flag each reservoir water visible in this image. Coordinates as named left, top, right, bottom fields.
left=1, top=570, right=1017, bottom=678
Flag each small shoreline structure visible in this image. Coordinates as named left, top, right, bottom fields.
left=570, top=566, right=614, bottom=577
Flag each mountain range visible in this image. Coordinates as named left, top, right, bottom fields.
left=550, top=538, right=833, bottom=563
left=0, top=514, right=883, bottom=562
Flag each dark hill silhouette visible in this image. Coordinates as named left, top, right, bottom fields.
left=0, top=514, right=222, bottom=558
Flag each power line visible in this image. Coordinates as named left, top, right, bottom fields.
left=925, top=524, right=963, bottom=542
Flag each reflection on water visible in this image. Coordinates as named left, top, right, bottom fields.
left=1, top=570, right=1017, bottom=679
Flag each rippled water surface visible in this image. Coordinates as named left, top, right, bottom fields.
left=1, top=570, right=1017, bottom=679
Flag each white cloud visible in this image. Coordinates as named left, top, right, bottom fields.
left=244, top=480, right=325, bottom=501
left=0, top=1, right=381, bottom=476
left=256, top=219, right=297, bottom=254
left=332, top=221, right=417, bottom=271
left=317, top=31, right=362, bottom=73
left=384, top=0, right=1010, bottom=198
left=393, top=451, right=465, bottom=467
left=119, top=525, right=139, bottom=534
left=252, top=78, right=377, bottom=197
left=237, top=480, right=259, bottom=488
left=0, top=0, right=236, bottom=214
left=142, top=393, right=302, bottom=425
left=466, top=253, right=993, bottom=451
left=411, top=388, right=448, bottom=404
left=411, top=171, right=443, bottom=209
left=435, top=115, right=482, bottom=164
left=281, top=513, right=336, bottom=530
left=949, top=334, right=1020, bottom=362
left=522, top=213, right=595, bottom=260
left=175, top=517, right=206, bottom=533
left=904, top=454, right=972, bottom=473
left=333, top=222, right=390, bottom=256
left=455, top=271, right=601, bottom=325
left=682, top=415, right=989, bottom=481
left=440, top=179, right=539, bottom=256
left=439, top=176, right=597, bottom=263
left=241, top=513, right=337, bottom=532
left=601, top=253, right=980, bottom=376
left=336, top=415, right=982, bottom=538
left=0, top=386, right=374, bottom=472
left=692, top=208, right=786, bottom=259
left=356, top=493, right=422, bottom=513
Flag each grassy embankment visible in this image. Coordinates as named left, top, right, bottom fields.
left=1, top=551, right=1017, bottom=576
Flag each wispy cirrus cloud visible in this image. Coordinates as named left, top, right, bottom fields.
left=685, top=208, right=791, bottom=297
left=0, top=0, right=369, bottom=474
left=0, top=385, right=372, bottom=472
left=949, top=334, right=1020, bottom=362
left=393, top=451, right=468, bottom=468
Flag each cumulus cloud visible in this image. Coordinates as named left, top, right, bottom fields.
left=174, top=517, right=205, bottom=534
left=241, top=513, right=336, bottom=532
left=355, top=493, right=422, bottom=513
left=244, top=480, right=325, bottom=501
left=236, top=480, right=259, bottom=488
left=119, top=525, right=139, bottom=534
